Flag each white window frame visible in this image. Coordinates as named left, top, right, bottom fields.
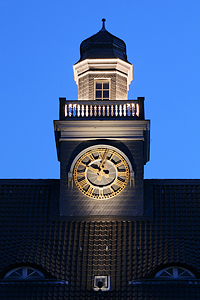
left=4, top=266, right=45, bottom=280
left=94, top=79, right=110, bottom=101
left=155, top=266, right=195, bottom=279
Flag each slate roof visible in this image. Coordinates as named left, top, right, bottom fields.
left=0, top=179, right=200, bottom=299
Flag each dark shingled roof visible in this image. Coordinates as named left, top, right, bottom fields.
left=1, top=281, right=200, bottom=300
left=79, top=19, right=128, bottom=62
left=0, top=179, right=200, bottom=299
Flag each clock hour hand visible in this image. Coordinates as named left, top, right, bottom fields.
left=86, top=165, right=109, bottom=179
left=85, top=165, right=100, bottom=174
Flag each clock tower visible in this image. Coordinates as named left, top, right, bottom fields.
left=54, top=20, right=150, bottom=220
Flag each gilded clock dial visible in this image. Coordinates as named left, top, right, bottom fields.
left=73, top=148, right=129, bottom=200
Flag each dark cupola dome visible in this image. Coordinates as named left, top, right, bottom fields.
left=79, top=19, right=128, bottom=62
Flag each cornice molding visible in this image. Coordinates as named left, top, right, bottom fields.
left=73, top=58, right=133, bottom=86
left=54, top=120, right=150, bottom=141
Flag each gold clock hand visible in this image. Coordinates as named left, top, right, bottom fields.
left=86, top=165, right=100, bottom=174
left=97, top=149, right=110, bottom=181
left=97, top=175, right=102, bottom=181
left=103, top=170, right=109, bottom=178
left=99, top=149, right=109, bottom=170
left=97, top=169, right=109, bottom=181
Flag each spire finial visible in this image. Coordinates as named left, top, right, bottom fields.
left=101, top=18, right=106, bottom=31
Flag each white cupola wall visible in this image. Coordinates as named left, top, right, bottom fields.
left=73, top=19, right=133, bottom=101
left=73, top=58, right=133, bottom=100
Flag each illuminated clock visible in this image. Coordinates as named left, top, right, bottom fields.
left=73, top=147, right=129, bottom=199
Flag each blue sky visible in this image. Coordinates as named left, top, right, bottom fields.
left=0, top=0, right=200, bottom=179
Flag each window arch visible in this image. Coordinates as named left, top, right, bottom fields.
left=4, top=266, right=45, bottom=280
left=155, top=266, right=195, bottom=279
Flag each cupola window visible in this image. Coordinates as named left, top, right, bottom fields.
left=95, top=81, right=109, bottom=100
left=4, top=267, right=45, bottom=280
left=155, top=266, right=195, bottom=279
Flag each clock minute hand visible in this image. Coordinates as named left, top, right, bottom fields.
left=99, top=149, right=109, bottom=170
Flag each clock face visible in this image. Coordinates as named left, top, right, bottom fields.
left=73, top=147, right=129, bottom=200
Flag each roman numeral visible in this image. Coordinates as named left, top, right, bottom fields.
left=77, top=171, right=85, bottom=177
left=109, top=186, right=114, bottom=192
left=98, top=150, right=104, bottom=160
left=87, top=186, right=94, bottom=195
left=99, top=189, right=104, bottom=197
left=108, top=152, right=115, bottom=161
left=78, top=178, right=88, bottom=188
left=115, top=179, right=125, bottom=188
left=115, top=161, right=124, bottom=168
left=118, top=171, right=127, bottom=177
left=87, top=153, right=95, bottom=162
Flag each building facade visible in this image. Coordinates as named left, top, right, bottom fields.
left=0, top=20, right=200, bottom=299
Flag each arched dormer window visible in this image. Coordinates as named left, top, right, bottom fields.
left=155, top=266, right=195, bottom=279
left=4, top=267, right=45, bottom=280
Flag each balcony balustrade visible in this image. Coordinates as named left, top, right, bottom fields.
left=59, top=98, right=145, bottom=120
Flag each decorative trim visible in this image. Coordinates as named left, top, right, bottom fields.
left=55, top=120, right=150, bottom=141
left=73, top=58, right=133, bottom=87
left=78, top=70, right=128, bottom=80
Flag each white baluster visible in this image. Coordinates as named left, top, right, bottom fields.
left=103, top=105, right=105, bottom=116
left=77, top=105, right=80, bottom=117
left=81, top=105, right=84, bottom=117
left=123, top=104, right=126, bottom=116
left=111, top=105, right=114, bottom=116
left=119, top=104, right=122, bottom=117
left=107, top=105, right=109, bottom=116
left=69, top=104, right=72, bottom=117
left=86, top=105, right=88, bottom=117
left=136, top=103, right=139, bottom=117
left=115, top=105, right=118, bottom=116
left=90, top=105, right=93, bottom=117
left=65, top=104, right=68, bottom=117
